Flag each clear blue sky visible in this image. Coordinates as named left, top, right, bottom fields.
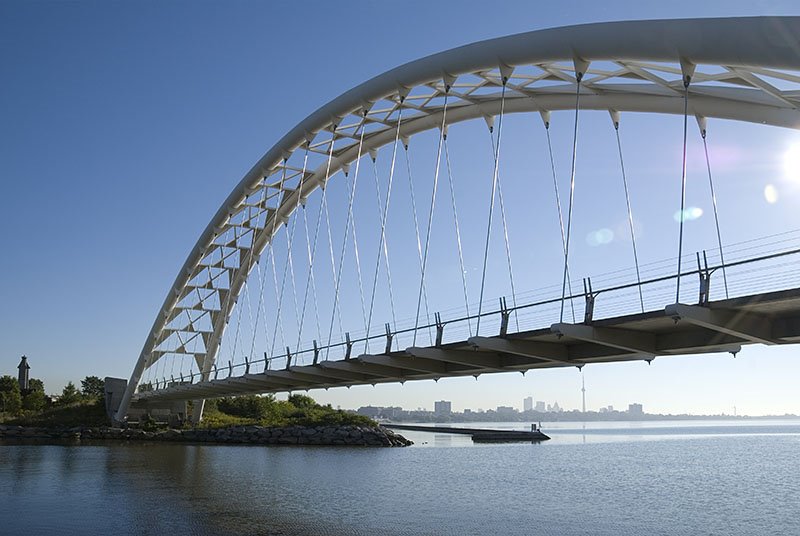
left=2, top=0, right=800, bottom=416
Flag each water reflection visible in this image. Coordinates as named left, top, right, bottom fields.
left=2, top=421, right=800, bottom=535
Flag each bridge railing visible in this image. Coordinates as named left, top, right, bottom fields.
left=144, top=242, right=800, bottom=391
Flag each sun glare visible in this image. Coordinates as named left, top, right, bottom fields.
left=783, top=143, right=800, bottom=182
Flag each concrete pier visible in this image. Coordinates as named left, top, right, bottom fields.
left=382, top=424, right=550, bottom=442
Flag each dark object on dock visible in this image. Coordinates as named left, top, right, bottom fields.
left=382, top=424, right=549, bottom=442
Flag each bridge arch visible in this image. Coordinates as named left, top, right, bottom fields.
left=117, top=16, right=800, bottom=422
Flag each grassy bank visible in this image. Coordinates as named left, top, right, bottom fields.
left=1, top=394, right=374, bottom=430
left=1, top=399, right=110, bottom=428
left=199, top=394, right=376, bottom=429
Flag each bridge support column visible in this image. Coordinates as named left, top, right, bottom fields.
left=191, top=399, right=206, bottom=423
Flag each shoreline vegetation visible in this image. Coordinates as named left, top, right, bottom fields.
left=0, top=375, right=411, bottom=447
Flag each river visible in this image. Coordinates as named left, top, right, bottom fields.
left=2, top=419, right=799, bottom=535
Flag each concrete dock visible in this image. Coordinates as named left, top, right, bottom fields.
left=381, top=424, right=550, bottom=442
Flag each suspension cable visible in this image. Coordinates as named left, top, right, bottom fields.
left=326, top=113, right=368, bottom=356
left=543, top=118, right=576, bottom=323
left=413, top=89, right=450, bottom=345
left=700, top=121, right=729, bottom=298
left=365, top=101, right=404, bottom=352
left=675, top=78, right=691, bottom=303
left=229, top=224, right=249, bottom=365
left=559, top=72, right=583, bottom=323
left=255, top=146, right=309, bottom=359
left=322, top=144, right=345, bottom=350
left=296, top=145, right=329, bottom=354
left=476, top=80, right=508, bottom=335
left=486, top=113, right=519, bottom=330
left=443, top=132, right=471, bottom=334
left=343, top=128, right=370, bottom=338
left=612, top=113, right=645, bottom=312
left=268, top=165, right=290, bottom=358
left=272, top=169, right=305, bottom=364
left=404, top=132, right=433, bottom=345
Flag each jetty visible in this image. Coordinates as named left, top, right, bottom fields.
left=382, top=424, right=549, bottom=442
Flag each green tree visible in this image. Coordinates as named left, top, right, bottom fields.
left=217, top=394, right=276, bottom=419
left=22, top=389, right=46, bottom=411
left=58, top=382, right=82, bottom=405
left=28, top=378, right=45, bottom=394
left=81, top=376, right=105, bottom=399
left=0, top=375, right=22, bottom=414
left=288, top=393, right=317, bottom=409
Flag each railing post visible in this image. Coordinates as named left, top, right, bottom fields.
left=384, top=323, right=394, bottom=354
left=583, top=278, right=596, bottom=323
left=697, top=251, right=711, bottom=305
left=285, top=347, right=292, bottom=370
left=344, top=332, right=353, bottom=360
left=213, top=364, right=218, bottom=380
left=313, top=340, right=320, bottom=365
left=499, top=297, right=510, bottom=337
left=435, top=312, right=444, bottom=346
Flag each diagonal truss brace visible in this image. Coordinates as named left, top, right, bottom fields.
left=467, top=336, right=573, bottom=364
left=665, top=303, right=776, bottom=345
left=551, top=323, right=657, bottom=356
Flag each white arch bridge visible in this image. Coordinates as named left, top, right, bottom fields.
left=116, top=17, right=800, bottom=423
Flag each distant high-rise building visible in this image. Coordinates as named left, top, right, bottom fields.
left=628, top=403, right=644, bottom=415
left=523, top=396, right=533, bottom=411
left=496, top=406, right=517, bottom=418
left=434, top=400, right=452, bottom=415
left=534, top=401, right=545, bottom=412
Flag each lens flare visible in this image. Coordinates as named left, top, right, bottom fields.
left=764, top=184, right=779, bottom=204
left=587, top=228, right=614, bottom=246
left=673, top=207, right=703, bottom=223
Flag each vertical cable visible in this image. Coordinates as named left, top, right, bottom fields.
left=486, top=119, right=519, bottom=330
left=544, top=122, right=576, bottom=323
left=298, top=128, right=338, bottom=356
left=272, top=176, right=305, bottom=364
left=443, top=134, right=472, bottom=334
left=559, top=74, right=583, bottom=323
left=413, top=89, right=449, bottom=345
left=323, top=152, right=345, bottom=347
left=701, top=128, right=729, bottom=298
left=268, top=165, right=290, bottom=358
left=477, top=80, right=508, bottom=335
left=342, top=125, right=370, bottom=339
left=251, top=177, right=276, bottom=365
left=256, top=147, right=308, bottom=359
left=326, top=114, right=368, bottom=356
left=676, top=80, right=690, bottom=303
left=366, top=101, right=404, bottom=352
left=404, top=135, right=433, bottom=344
left=613, top=117, right=645, bottom=312
left=296, top=148, right=329, bottom=353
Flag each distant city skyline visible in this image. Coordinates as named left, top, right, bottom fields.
left=2, top=2, right=800, bottom=417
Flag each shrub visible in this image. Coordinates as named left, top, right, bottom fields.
left=0, top=375, right=22, bottom=414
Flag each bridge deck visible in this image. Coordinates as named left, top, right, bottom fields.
left=135, top=287, right=800, bottom=402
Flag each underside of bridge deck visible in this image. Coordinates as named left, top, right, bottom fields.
left=135, top=287, right=800, bottom=402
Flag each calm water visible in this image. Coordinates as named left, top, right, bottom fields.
left=2, top=420, right=799, bottom=535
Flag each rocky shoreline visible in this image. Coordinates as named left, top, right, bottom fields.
left=0, top=424, right=413, bottom=447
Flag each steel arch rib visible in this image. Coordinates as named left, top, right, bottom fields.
left=116, top=16, right=800, bottom=422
